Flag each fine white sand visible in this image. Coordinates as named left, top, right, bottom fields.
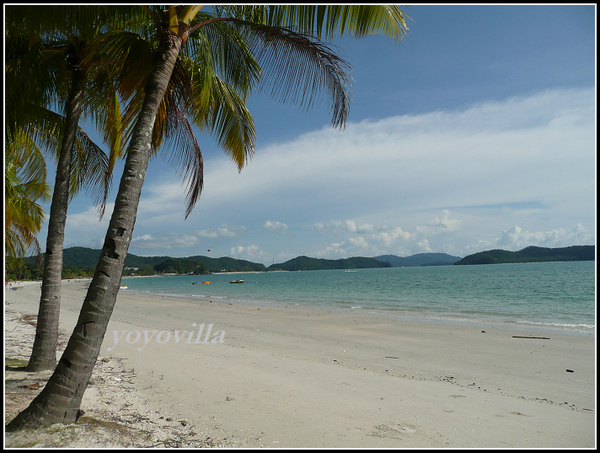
left=4, top=279, right=596, bottom=448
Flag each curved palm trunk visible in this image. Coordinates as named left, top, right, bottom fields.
left=25, top=68, right=87, bottom=372
left=7, top=35, right=182, bottom=431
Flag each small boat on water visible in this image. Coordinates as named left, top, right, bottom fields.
left=230, top=280, right=244, bottom=284
left=119, top=286, right=127, bottom=290
left=193, top=282, right=212, bottom=285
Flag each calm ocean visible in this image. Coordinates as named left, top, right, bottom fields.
left=121, top=261, right=596, bottom=335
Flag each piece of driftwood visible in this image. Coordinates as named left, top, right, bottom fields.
left=512, top=335, right=550, bottom=340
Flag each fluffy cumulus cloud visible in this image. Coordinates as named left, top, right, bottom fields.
left=310, top=216, right=441, bottom=258
left=230, top=244, right=271, bottom=262
left=309, top=212, right=593, bottom=261
left=262, top=220, right=291, bottom=235
left=216, top=225, right=246, bottom=238
left=315, top=242, right=349, bottom=260
left=314, top=220, right=380, bottom=235
left=372, top=227, right=413, bottom=247
left=417, top=210, right=462, bottom=233
left=497, top=224, right=594, bottom=251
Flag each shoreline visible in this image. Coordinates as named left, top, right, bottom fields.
left=12, top=263, right=595, bottom=338
left=117, top=284, right=595, bottom=338
left=123, top=288, right=596, bottom=339
left=4, top=279, right=597, bottom=448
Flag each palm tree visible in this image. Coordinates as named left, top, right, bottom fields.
left=7, top=5, right=410, bottom=430
left=5, top=6, right=135, bottom=371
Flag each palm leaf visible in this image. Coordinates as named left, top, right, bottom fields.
left=244, top=24, right=352, bottom=129
left=69, top=128, right=111, bottom=213
left=217, top=5, right=411, bottom=42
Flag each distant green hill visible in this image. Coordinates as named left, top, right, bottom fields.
left=374, top=253, right=461, bottom=267
left=51, top=247, right=172, bottom=268
left=185, top=256, right=266, bottom=273
left=34, top=245, right=592, bottom=276
left=153, top=258, right=208, bottom=274
left=27, top=247, right=266, bottom=274
left=55, top=249, right=387, bottom=273
left=455, top=245, right=595, bottom=265
left=268, top=256, right=391, bottom=271
left=27, top=249, right=458, bottom=274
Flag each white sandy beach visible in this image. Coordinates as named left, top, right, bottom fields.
left=4, top=279, right=596, bottom=448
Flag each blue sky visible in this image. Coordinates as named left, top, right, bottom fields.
left=39, top=4, right=596, bottom=265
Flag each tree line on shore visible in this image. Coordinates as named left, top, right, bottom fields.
left=13, top=247, right=389, bottom=278
left=10, top=245, right=593, bottom=282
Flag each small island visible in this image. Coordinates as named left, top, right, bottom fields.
left=454, top=245, right=594, bottom=265
left=268, top=256, right=390, bottom=272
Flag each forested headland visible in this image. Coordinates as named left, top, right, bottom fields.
left=454, top=245, right=594, bottom=265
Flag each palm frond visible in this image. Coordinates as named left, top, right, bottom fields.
left=217, top=5, right=411, bottom=42
left=69, top=128, right=111, bottom=216
left=189, top=18, right=262, bottom=97
left=5, top=139, right=49, bottom=260
left=202, top=77, right=256, bottom=170
left=194, top=16, right=353, bottom=128
left=158, top=101, right=205, bottom=219
left=6, top=131, right=51, bottom=202
left=247, top=24, right=353, bottom=129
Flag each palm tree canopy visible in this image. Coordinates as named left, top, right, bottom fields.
left=90, top=5, right=402, bottom=216
left=4, top=5, right=150, bottom=215
left=7, top=4, right=410, bottom=221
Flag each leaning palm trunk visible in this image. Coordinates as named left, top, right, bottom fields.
left=26, top=68, right=87, bottom=372
left=7, top=36, right=182, bottom=430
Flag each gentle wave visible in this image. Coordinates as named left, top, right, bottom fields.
left=120, top=262, right=595, bottom=335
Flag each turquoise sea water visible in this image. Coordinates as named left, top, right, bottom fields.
left=121, top=261, right=596, bottom=335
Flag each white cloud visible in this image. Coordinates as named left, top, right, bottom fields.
left=131, top=233, right=200, bottom=251
left=130, top=224, right=246, bottom=252
left=63, top=203, right=113, bottom=249
left=199, top=88, right=594, bottom=226
left=497, top=224, right=594, bottom=250
left=372, top=227, right=413, bottom=247
left=262, top=220, right=291, bottom=235
left=314, top=220, right=381, bottom=235
left=230, top=244, right=270, bottom=262
left=415, top=239, right=433, bottom=253
left=309, top=221, right=418, bottom=258
left=348, top=236, right=369, bottom=249
left=66, top=203, right=112, bottom=230
left=315, top=242, right=349, bottom=259
left=217, top=225, right=246, bottom=237
left=424, top=210, right=462, bottom=232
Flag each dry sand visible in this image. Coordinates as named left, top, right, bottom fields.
left=4, top=278, right=596, bottom=448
